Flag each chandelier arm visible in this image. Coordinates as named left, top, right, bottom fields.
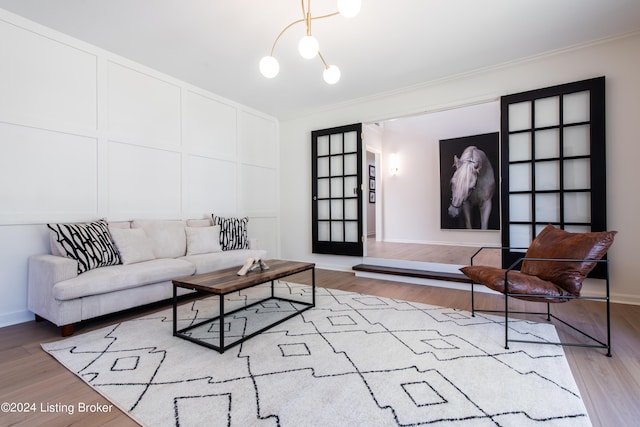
left=269, top=18, right=306, bottom=56
left=317, top=51, right=329, bottom=69
left=310, top=12, right=341, bottom=21
left=305, top=0, right=312, bottom=35
left=301, top=0, right=340, bottom=34
left=301, top=0, right=340, bottom=21
left=265, top=0, right=349, bottom=79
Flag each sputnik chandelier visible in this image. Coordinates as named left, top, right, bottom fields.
left=259, top=0, right=362, bottom=84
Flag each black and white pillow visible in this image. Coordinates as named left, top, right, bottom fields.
left=212, top=215, right=249, bottom=250
left=47, top=219, right=121, bottom=274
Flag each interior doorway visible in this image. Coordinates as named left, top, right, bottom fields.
left=362, top=101, right=501, bottom=266
left=366, top=150, right=377, bottom=240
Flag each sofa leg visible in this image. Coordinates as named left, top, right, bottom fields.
left=60, top=324, right=75, bottom=337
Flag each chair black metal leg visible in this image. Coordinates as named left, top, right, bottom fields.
left=547, top=302, right=551, bottom=321
left=606, top=275, right=612, bottom=357
left=471, top=281, right=475, bottom=317
left=504, top=292, right=509, bottom=350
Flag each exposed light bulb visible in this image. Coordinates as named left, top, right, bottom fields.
left=259, top=56, right=280, bottom=78
left=298, top=35, right=319, bottom=59
left=323, top=65, right=341, bottom=84
left=260, top=1, right=362, bottom=82
left=337, top=0, right=361, bottom=18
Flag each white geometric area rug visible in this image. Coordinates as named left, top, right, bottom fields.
left=42, top=282, right=591, bottom=427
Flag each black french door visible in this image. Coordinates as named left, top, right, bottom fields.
left=311, top=123, right=363, bottom=256
left=501, top=77, right=607, bottom=276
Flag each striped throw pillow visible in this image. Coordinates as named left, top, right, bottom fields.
left=211, top=215, right=249, bottom=250
left=47, top=219, right=121, bottom=274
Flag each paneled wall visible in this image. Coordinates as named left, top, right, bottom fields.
left=0, top=10, right=279, bottom=326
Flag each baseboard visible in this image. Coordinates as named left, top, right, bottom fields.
left=0, top=309, right=34, bottom=328
left=581, top=280, right=640, bottom=306
left=610, top=293, right=640, bottom=306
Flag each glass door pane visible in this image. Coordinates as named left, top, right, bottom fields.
left=312, top=123, right=363, bottom=256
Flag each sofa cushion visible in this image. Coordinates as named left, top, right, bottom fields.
left=110, top=228, right=156, bottom=265
left=185, top=225, right=222, bottom=255
left=108, top=221, right=131, bottom=229
left=53, top=258, right=195, bottom=301
left=186, top=218, right=212, bottom=227
left=180, top=248, right=267, bottom=274
left=47, top=219, right=121, bottom=274
left=80, top=281, right=195, bottom=322
left=521, top=224, right=616, bottom=294
left=131, top=219, right=187, bottom=259
left=212, top=215, right=249, bottom=250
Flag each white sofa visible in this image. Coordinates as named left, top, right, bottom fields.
left=28, top=218, right=266, bottom=336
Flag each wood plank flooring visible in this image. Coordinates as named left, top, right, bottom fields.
left=366, top=238, right=502, bottom=267
left=1, top=269, right=638, bottom=427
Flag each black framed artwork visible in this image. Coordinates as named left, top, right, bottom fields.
left=369, top=165, right=376, bottom=203
left=439, top=132, right=499, bottom=230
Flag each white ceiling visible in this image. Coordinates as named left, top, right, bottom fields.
left=1, top=0, right=640, bottom=119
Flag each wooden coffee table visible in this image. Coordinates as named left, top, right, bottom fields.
left=172, top=259, right=315, bottom=353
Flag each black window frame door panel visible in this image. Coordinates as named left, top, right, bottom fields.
left=500, top=76, right=608, bottom=278
left=311, top=123, right=363, bottom=257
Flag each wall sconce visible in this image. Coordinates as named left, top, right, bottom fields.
left=390, top=153, right=399, bottom=176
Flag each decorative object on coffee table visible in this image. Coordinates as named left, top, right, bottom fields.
left=237, top=257, right=269, bottom=276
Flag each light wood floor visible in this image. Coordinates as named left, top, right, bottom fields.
left=366, top=238, right=502, bottom=267
left=1, top=270, right=638, bottom=426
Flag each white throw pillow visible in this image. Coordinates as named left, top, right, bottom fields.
left=109, top=228, right=156, bottom=265
left=185, top=225, right=222, bottom=255
left=130, top=219, right=187, bottom=258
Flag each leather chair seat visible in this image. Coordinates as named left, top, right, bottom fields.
left=461, top=265, right=574, bottom=303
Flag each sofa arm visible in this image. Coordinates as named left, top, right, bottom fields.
left=27, top=254, right=78, bottom=324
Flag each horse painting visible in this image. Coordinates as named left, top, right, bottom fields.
left=447, top=145, right=495, bottom=229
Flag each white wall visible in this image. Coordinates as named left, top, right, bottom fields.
left=380, top=101, right=500, bottom=246
left=280, top=32, right=640, bottom=304
left=0, top=10, right=279, bottom=327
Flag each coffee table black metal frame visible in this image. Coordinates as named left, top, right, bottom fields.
left=172, top=259, right=315, bottom=353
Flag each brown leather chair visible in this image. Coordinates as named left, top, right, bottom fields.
left=461, top=224, right=616, bottom=356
